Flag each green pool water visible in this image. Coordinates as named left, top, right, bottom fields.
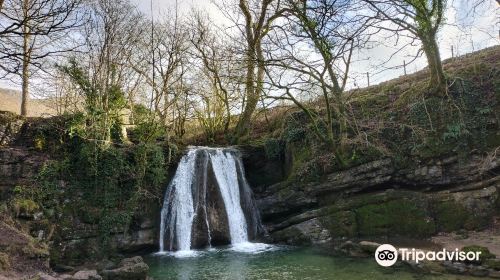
left=145, top=245, right=484, bottom=280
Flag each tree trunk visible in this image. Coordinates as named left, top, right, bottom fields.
left=233, top=43, right=257, bottom=141
left=234, top=37, right=266, bottom=141
left=21, top=10, right=31, bottom=117
left=422, top=34, right=446, bottom=96
left=21, top=58, right=30, bottom=116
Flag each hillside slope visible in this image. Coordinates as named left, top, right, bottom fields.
left=0, top=88, right=55, bottom=117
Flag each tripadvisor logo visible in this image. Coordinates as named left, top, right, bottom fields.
left=374, top=244, right=482, bottom=267
left=375, top=244, right=398, bottom=267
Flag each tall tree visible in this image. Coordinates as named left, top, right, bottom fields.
left=190, top=12, right=237, bottom=135
left=60, top=0, right=146, bottom=144
left=363, top=0, right=447, bottom=96
left=223, top=0, right=286, bottom=142
left=266, top=0, right=371, bottom=164
left=129, top=10, right=190, bottom=141
left=0, top=0, right=83, bottom=116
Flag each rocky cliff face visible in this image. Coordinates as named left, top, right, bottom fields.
left=0, top=113, right=159, bottom=270
left=1, top=109, right=499, bottom=269
left=242, top=144, right=500, bottom=247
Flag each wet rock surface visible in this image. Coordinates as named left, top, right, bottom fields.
left=247, top=147, right=500, bottom=245
left=101, top=256, right=149, bottom=280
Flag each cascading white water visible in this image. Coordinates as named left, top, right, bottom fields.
left=158, top=147, right=265, bottom=256
left=159, top=149, right=197, bottom=252
left=210, top=149, right=248, bottom=244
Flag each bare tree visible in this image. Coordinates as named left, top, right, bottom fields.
left=129, top=8, right=190, bottom=142
left=59, top=0, right=147, bottom=144
left=217, top=0, right=288, bottom=141
left=0, top=0, right=83, bottom=116
left=363, top=0, right=447, bottom=96
left=266, top=0, right=372, bottom=164
left=190, top=12, right=239, bottom=134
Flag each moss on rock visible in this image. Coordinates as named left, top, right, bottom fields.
left=271, top=226, right=310, bottom=245
left=0, top=252, right=10, bottom=271
left=319, top=211, right=357, bottom=238
left=355, top=198, right=436, bottom=238
left=433, top=200, right=469, bottom=232
left=485, top=259, right=500, bottom=270
left=462, top=245, right=495, bottom=264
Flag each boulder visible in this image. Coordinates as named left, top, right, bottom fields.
left=271, top=218, right=331, bottom=245
left=490, top=270, right=500, bottom=279
left=72, top=270, right=102, bottom=280
left=359, top=241, right=380, bottom=253
left=485, top=259, right=500, bottom=270
left=469, top=266, right=489, bottom=277
left=101, top=256, right=149, bottom=280
left=442, top=261, right=468, bottom=274
left=37, top=273, right=59, bottom=280
left=338, top=241, right=367, bottom=258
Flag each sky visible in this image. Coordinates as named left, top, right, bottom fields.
left=1, top=0, right=499, bottom=91
left=130, top=0, right=500, bottom=88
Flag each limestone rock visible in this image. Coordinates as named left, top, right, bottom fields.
left=37, top=273, right=59, bottom=280
left=101, top=256, right=149, bottom=280
left=359, top=241, right=380, bottom=253
left=442, top=261, right=468, bottom=274
left=469, top=266, right=489, bottom=277
left=72, top=270, right=102, bottom=280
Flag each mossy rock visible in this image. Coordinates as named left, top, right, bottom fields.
left=464, top=213, right=492, bottom=231
left=462, top=245, right=495, bottom=264
left=12, top=198, right=40, bottom=218
left=485, top=259, right=500, bottom=270
left=355, top=198, right=436, bottom=238
left=433, top=200, right=469, bottom=232
left=79, top=206, right=101, bottom=224
left=51, top=238, right=101, bottom=267
left=319, top=211, right=357, bottom=238
left=271, top=226, right=310, bottom=245
left=0, top=252, right=10, bottom=271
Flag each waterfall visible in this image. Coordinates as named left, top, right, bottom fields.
left=159, top=149, right=197, bottom=252
left=159, top=147, right=263, bottom=254
left=210, top=149, right=248, bottom=244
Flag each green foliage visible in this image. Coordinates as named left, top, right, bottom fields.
left=442, top=122, right=468, bottom=140
left=11, top=198, right=39, bottom=217
left=264, top=139, right=283, bottom=159
left=35, top=140, right=166, bottom=254
left=462, top=245, right=496, bottom=264
left=48, top=61, right=168, bottom=254
left=282, top=111, right=308, bottom=143
left=10, top=186, right=40, bottom=217
left=59, top=60, right=128, bottom=144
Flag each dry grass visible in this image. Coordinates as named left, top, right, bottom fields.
left=0, top=88, right=55, bottom=117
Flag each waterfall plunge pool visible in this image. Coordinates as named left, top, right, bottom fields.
left=145, top=246, right=483, bottom=280
left=153, top=147, right=483, bottom=279
left=154, top=242, right=275, bottom=258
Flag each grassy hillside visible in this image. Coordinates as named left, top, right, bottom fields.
left=237, top=45, right=500, bottom=182
left=0, top=88, right=55, bottom=117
